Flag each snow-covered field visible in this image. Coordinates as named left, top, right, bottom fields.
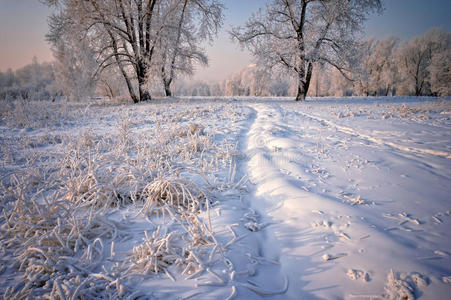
left=0, top=97, right=450, bottom=299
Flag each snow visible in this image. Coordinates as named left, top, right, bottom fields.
left=245, top=98, right=451, bottom=299
left=0, top=96, right=450, bottom=299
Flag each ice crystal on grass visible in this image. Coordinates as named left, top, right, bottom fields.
left=140, top=177, right=207, bottom=214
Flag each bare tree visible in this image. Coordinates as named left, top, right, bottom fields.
left=425, top=29, right=450, bottom=97
left=351, top=36, right=399, bottom=96
left=397, top=28, right=450, bottom=96
left=159, top=0, right=223, bottom=97
left=398, top=34, right=432, bottom=96
left=374, top=36, right=400, bottom=96
left=46, top=11, right=97, bottom=101
left=45, top=0, right=223, bottom=102
left=231, top=0, right=382, bottom=101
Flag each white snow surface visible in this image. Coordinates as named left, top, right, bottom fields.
left=0, top=97, right=450, bottom=299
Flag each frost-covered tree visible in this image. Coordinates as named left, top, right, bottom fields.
left=270, top=78, right=290, bottom=96
left=397, top=29, right=450, bottom=96
left=351, top=36, right=399, bottom=96
left=45, top=0, right=166, bottom=102
left=398, top=34, right=432, bottom=96
left=231, top=0, right=382, bottom=101
left=45, top=0, right=223, bottom=102
left=308, top=62, right=333, bottom=97
left=223, top=64, right=271, bottom=96
left=374, top=36, right=400, bottom=96
left=349, top=38, right=373, bottom=96
left=330, top=67, right=353, bottom=96
left=222, top=64, right=293, bottom=97
left=46, top=11, right=97, bottom=101
left=426, top=30, right=451, bottom=97
left=96, top=66, right=129, bottom=99
left=158, top=0, right=223, bottom=97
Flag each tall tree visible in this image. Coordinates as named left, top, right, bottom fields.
left=397, top=28, right=450, bottom=96
left=46, top=0, right=160, bottom=102
left=158, top=0, right=223, bottom=97
left=351, top=36, right=399, bottom=96
left=428, top=31, right=451, bottom=97
left=45, top=0, right=223, bottom=102
left=231, top=0, right=382, bottom=101
left=46, top=11, right=97, bottom=100
left=374, top=36, right=400, bottom=96
left=398, top=33, right=432, bottom=96
left=47, top=0, right=222, bottom=103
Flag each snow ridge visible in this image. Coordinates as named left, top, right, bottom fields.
left=244, top=101, right=451, bottom=299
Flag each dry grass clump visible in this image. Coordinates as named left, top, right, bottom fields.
left=127, top=210, right=215, bottom=280
left=186, top=133, right=213, bottom=154
left=179, top=211, right=214, bottom=246
left=63, top=172, right=132, bottom=210
left=140, top=177, right=207, bottom=214
left=61, top=160, right=140, bottom=211
left=0, top=99, right=14, bottom=119
left=178, top=122, right=205, bottom=137
left=117, top=115, right=133, bottom=147
left=128, top=225, right=207, bottom=278
left=57, top=132, right=150, bottom=212
left=390, top=100, right=451, bottom=120
left=0, top=100, right=252, bottom=298
left=130, top=227, right=182, bottom=275
left=10, top=97, right=31, bottom=127
left=0, top=180, right=126, bottom=299
left=2, top=99, right=86, bottom=129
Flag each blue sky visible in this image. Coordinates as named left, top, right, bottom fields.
left=0, top=0, right=450, bottom=81
left=364, top=0, right=451, bottom=40
left=196, top=0, right=451, bottom=81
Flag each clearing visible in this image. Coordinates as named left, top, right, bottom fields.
left=0, top=97, right=450, bottom=299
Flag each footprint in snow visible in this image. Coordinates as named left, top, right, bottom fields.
left=322, top=253, right=347, bottom=261
left=347, top=269, right=370, bottom=282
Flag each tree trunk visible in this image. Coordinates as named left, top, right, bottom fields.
left=138, top=79, right=151, bottom=101
left=137, top=62, right=151, bottom=102
left=125, top=74, right=139, bottom=103
left=296, top=82, right=307, bottom=101
left=415, top=81, right=421, bottom=96
left=296, top=63, right=313, bottom=101
left=101, top=80, right=115, bottom=99
left=110, top=35, right=138, bottom=103
left=162, top=0, right=188, bottom=98
left=164, top=79, right=172, bottom=97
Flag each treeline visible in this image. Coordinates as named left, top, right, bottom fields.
left=349, top=28, right=450, bottom=97
left=1, top=28, right=449, bottom=101
left=0, top=58, right=60, bottom=101
left=176, top=28, right=450, bottom=98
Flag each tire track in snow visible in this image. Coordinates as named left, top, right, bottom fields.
left=295, top=111, right=451, bottom=159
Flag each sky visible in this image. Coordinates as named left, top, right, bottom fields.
left=0, top=0, right=450, bottom=81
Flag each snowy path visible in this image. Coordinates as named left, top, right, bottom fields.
left=1, top=97, right=450, bottom=299
left=243, top=101, right=451, bottom=299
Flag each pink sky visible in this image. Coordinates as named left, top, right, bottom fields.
left=0, top=1, right=54, bottom=71
left=1, top=0, right=450, bottom=82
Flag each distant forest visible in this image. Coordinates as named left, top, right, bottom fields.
left=1, top=28, right=449, bottom=101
